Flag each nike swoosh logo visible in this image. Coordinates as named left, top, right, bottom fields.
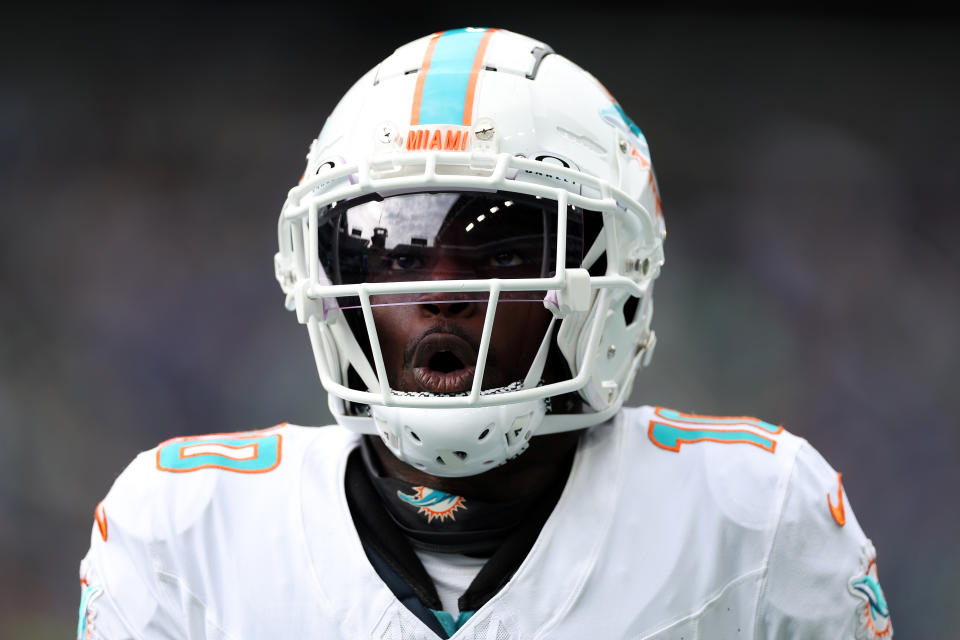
left=95, top=500, right=108, bottom=542
left=828, top=471, right=846, bottom=526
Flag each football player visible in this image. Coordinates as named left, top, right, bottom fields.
left=78, top=28, right=891, bottom=639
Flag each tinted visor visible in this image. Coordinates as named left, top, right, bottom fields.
left=318, top=192, right=588, bottom=288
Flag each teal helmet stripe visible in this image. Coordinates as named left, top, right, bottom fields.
left=418, top=28, right=490, bottom=125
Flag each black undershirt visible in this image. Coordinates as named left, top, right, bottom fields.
left=358, top=437, right=549, bottom=556
left=343, top=436, right=573, bottom=637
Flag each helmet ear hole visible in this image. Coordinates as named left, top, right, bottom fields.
left=622, top=296, right=640, bottom=326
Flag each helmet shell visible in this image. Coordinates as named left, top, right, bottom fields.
left=277, top=28, right=665, bottom=477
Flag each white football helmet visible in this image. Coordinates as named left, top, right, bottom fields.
left=275, top=27, right=665, bottom=477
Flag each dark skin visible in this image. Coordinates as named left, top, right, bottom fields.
left=367, top=252, right=584, bottom=503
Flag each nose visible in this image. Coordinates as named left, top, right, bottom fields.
left=416, top=292, right=479, bottom=318
left=417, top=253, right=480, bottom=318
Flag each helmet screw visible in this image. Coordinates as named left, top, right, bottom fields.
left=377, top=122, right=394, bottom=144
left=607, top=345, right=617, bottom=359
left=618, top=137, right=628, bottom=153
left=474, top=119, right=495, bottom=140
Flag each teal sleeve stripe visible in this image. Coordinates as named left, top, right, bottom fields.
left=418, top=28, right=487, bottom=125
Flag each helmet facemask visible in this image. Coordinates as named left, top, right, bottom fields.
left=320, top=191, right=590, bottom=397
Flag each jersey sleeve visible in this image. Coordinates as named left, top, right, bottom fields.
left=755, top=441, right=892, bottom=639
left=77, top=451, right=191, bottom=640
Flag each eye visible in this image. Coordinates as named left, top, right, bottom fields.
left=489, top=251, right=522, bottom=267
left=387, top=254, right=424, bottom=270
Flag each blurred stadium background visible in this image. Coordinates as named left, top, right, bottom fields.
left=1, top=6, right=957, bottom=638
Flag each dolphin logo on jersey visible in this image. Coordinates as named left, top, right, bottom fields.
left=397, top=486, right=466, bottom=523
left=848, top=542, right=892, bottom=639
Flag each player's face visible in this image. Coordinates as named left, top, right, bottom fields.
left=367, top=208, right=553, bottom=394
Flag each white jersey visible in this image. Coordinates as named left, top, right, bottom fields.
left=78, top=406, right=891, bottom=639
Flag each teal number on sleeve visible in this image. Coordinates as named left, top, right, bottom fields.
left=649, top=408, right=782, bottom=453
left=656, top=408, right=780, bottom=432
left=156, top=434, right=282, bottom=473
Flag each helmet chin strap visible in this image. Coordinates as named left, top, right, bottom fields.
left=369, top=317, right=558, bottom=478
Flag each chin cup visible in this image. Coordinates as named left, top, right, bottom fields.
left=370, top=399, right=547, bottom=477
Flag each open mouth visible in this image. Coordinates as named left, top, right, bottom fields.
left=410, top=333, right=478, bottom=394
